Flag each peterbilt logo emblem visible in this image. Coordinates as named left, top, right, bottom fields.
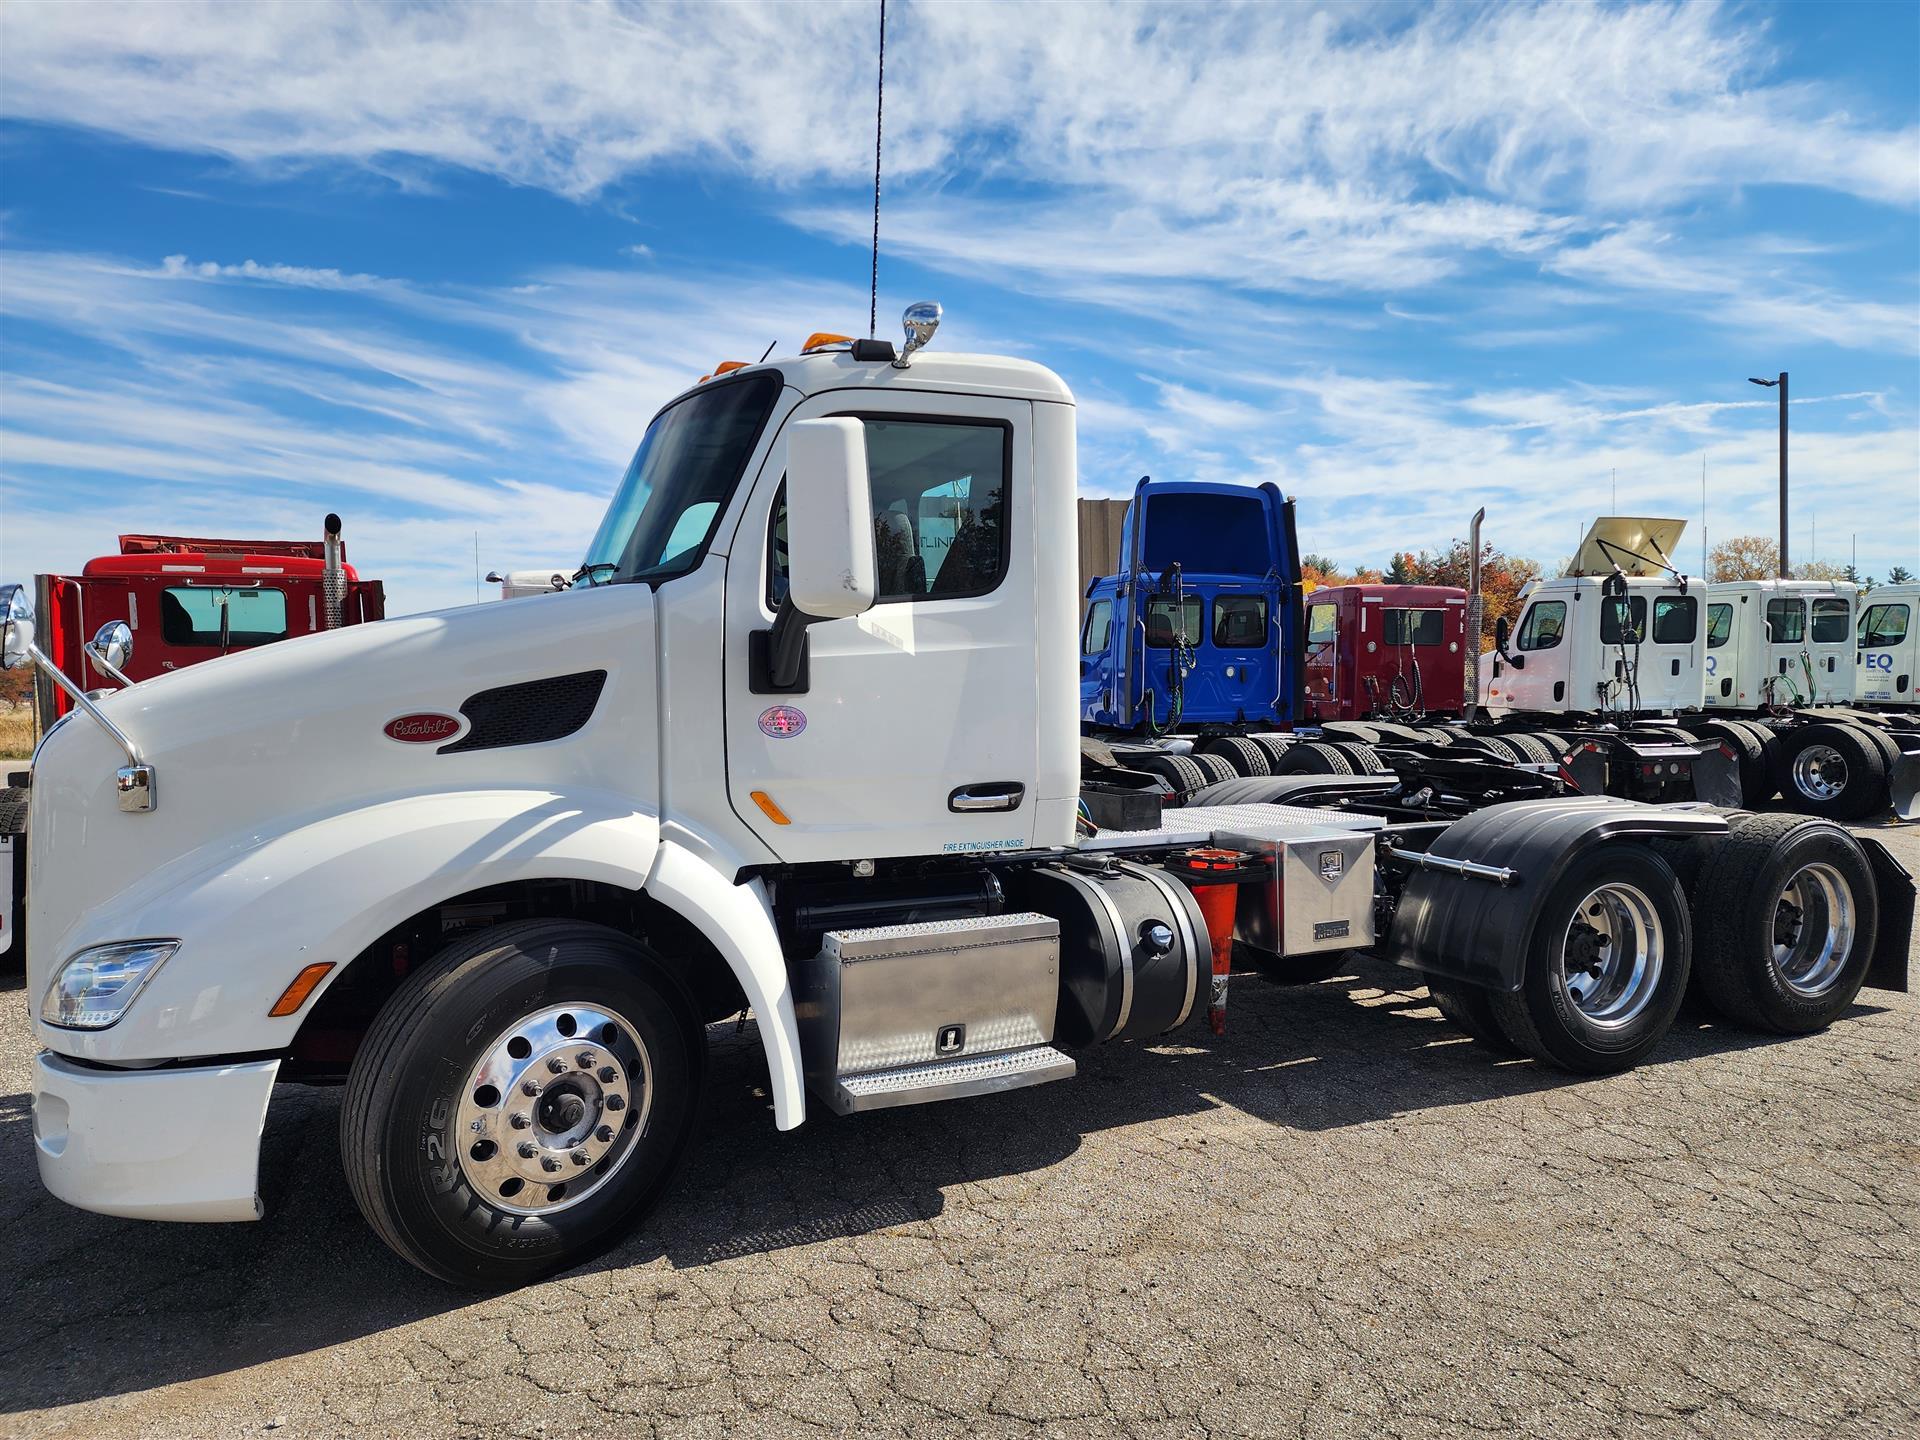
left=384, top=713, right=462, bottom=743
left=1318, top=850, right=1345, bottom=883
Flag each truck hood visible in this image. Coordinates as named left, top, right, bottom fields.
left=28, top=582, right=658, bottom=983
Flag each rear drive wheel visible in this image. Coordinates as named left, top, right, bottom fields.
left=1202, top=736, right=1273, bottom=777
left=1489, top=845, right=1690, bottom=1074
left=1689, top=813, right=1878, bottom=1034
left=1277, top=741, right=1355, bottom=776
left=1694, top=720, right=1769, bottom=806
left=1773, top=723, right=1886, bottom=821
left=1428, top=980, right=1520, bottom=1055
left=1136, top=752, right=1210, bottom=797
left=342, top=920, right=703, bottom=1288
left=1190, top=751, right=1238, bottom=785
left=1330, top=741, right=1390, bottom=775
left=1248, top=733, right=1296, bottom=765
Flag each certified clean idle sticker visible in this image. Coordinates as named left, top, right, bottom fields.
left=758, top=705, right=807, bottom=739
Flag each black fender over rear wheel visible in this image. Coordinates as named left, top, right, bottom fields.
left=1489, top=844, right=1691, bottom=1074
left=342, top=919, right=704, bottom=1289
left=1689, top=812, right=1879, bottom=1034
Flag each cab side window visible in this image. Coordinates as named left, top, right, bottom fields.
left=1082, top=599, right=1113, bottom=656
left=1707, top=602, right=1733, bottom=649
left=1860, top=603, right=1910, bottom=648
left=1765, top=598, right=1806, bottom=643
left=1652, top=595, right=1697, bottom=644
left=766, top=416, right=1010, bottom=607
left=1810, top=598, right=1850, bottom=644
left=1517, top=600, right=1566, bottom=650
left=1600, top=594, right=1648, bottom=645
left=1213, top=595, right=1268, bottom=648
left=1306, top=602, right=1337, bottom=647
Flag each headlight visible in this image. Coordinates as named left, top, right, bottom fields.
left=42, top=940, right=178, bottom=1029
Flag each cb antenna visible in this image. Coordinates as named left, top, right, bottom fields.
left=869, top=0, right=887, bottom=338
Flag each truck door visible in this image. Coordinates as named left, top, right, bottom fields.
left=1503, top=595, right=1571, bottom=711
left=1642, top=593, right=1701, bottom=710
left=1703, top=601, right=1735, bottom=705
left=1857, top=598, right=1911, bottom=703
left=724, top=393, right=1040, bottom=864
left=1303, top=598, right=1339, bottom=719
left=1805, top=595, right=1855, bottom=704
left=1079, top=589, right=1117, bottom=724
left=1762, top=596, right=1809, bottom=703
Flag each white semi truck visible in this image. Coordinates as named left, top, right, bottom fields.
left=6, top=312, right=1913, bottom=1288
left=1857, top=584, right=1917, bottom=708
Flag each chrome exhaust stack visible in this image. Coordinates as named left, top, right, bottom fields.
left=322, top=513, right=345, bottom=630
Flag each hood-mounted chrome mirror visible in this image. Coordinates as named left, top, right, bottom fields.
left=1, top=584, right=34, bottom=671
left=891, top=301, right=942, bottom=369
left=86, top=620, right=135, bottom=686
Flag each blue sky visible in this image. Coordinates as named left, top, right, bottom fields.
left=2, top=0, right=1915, bottom=613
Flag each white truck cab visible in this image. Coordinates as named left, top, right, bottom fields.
left=1704, top=579, right=1858, bottom=709
left=1481, top=519, right=1703, bottom=717
left=1856, top=584, right=1917, bottom=708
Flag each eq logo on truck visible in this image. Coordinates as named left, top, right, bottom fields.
left=383, top=713, right=463, bottom=744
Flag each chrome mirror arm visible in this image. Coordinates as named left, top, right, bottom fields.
left=25, top=644, right=155, bottom=811
left=83, top=643, right=135, bottom=689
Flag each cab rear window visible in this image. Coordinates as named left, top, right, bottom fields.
left=1382, top=608, right=1444, bottom=645
left=160, top=587, right=288, bottom=648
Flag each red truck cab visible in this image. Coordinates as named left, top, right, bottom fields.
left=1302, top=583, right=1470, bottom=723
left=34, top=529, right=385, bottom=726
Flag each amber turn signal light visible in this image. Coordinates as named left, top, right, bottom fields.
left=268, top=961, right=337, bottom=1017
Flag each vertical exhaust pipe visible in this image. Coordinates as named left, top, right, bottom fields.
left=322, top=513, right=345, bottom=630
left=1464, top=507, right=1485, bottom=724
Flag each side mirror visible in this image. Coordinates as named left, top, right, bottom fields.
left=1493, top=615, right=1510, bottom=652
left=1, top=584, right=35, bottom=670
left=752, top=419, right=878, bottom=693
left=784, top=419, right=876, bottom=619
left=86, top=620, right=135, bottom=682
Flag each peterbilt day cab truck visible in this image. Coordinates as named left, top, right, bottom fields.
left=6, top=310, right=1912, bottom=1290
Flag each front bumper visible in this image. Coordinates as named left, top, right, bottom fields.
left=33, top=1051, right=279, bottom=1222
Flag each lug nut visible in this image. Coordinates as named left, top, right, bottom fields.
left=596, top=1125, right=615, bottom=1143
left=598, top=1066, right=616, bottom=1083
left=605, top=1094, right=625, bottom=1112
left=509, top=1112, right=531, bottom=1129
left=541, top=1155, right=561, bottom=1173
left=547, top=1057, right=568, bottom=1074
left=517, top=1141, right=538, bottom=1159
left=521, top=1079, right=540, bottom=1096
left=576, top=1051, right=597, bottom=1069
left=571, top=1149, right=590, bottom=1166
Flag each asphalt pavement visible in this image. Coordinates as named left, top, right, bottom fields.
left=2, top=819, right=1915, bottom=1439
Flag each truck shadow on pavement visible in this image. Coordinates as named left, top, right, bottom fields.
left=0, top=954, right=1872, bottom=1417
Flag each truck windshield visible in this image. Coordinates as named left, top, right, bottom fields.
left=581, top=372, right=783, bottom=585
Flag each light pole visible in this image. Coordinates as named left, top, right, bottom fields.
left=1748, top=372, right=1787, bottom=577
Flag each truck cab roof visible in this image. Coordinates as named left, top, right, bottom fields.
left=670, top=349, right=1076, bottom=410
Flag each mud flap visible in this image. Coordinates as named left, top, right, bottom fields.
left=1689, top=743, right=1743, bottom=809
left=1860, top=836, right=1913, bottom=994
left=1889, top=750, right=1919, bottom=822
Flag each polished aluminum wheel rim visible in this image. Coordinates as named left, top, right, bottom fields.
left=1771, top=862, right=1856, bottom=998
left=1556, top=883, right=1664, bottom=1028
left=455, top=1003, right=652, bottom=1215
left=1790, top=744, right=1848, bottom=802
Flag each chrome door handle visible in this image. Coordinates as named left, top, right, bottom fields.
left=948, top=782, right=1025, bottom=812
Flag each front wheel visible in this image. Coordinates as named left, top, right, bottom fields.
left=1490, top=845, right=1690, bottom=1074
left=341, top=920, right=703, bottom=1289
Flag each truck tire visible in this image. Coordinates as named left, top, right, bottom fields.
left=1190, top=751, right=1238, bottom=785
left=1530, top=731, right=1572, bottom=759
left=1470, top=735, right=1524, bottom=763
left=1504, top=733, right=1556, bottom=765
left=1428, top=980, right=1519, bottom=1055
left=342, top=919, right=703, bottom=1289
left=1688, top=813, right=1879, bottom=1034
left=1488, top=844, right=1690, bottom=1074
left=1277, top=741, right=1355, bottom=776
left=1202, top=736, right=1272, bottom=777
left=1773, top=723, right=1887, bottom=820
left=1136, top=753, right=1209, bottom=796
left=1329, top=741, right=1390, bottom=775
left=1249, top=733, right=1296, bottom=765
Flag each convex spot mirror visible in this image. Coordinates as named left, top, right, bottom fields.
left=88, top=620, right=134, bottom=676
left=784, top=418, right=877, bottom=620
left=1, top=584, right=35, bottom=671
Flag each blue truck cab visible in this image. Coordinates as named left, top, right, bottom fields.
left=1080, top=478, right=1304, bottom=734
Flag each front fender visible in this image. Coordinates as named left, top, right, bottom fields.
left=1386, top=797, right=1729, bottom=991
left=35, top=789, right=660, bottom=1063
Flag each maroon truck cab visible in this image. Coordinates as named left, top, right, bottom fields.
left=1302, top=584, right=1470, bottom=723
left=35, top=531, right=385, bottom=726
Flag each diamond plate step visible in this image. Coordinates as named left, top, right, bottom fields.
left=828, top=1044, right=1076, bottom=1115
